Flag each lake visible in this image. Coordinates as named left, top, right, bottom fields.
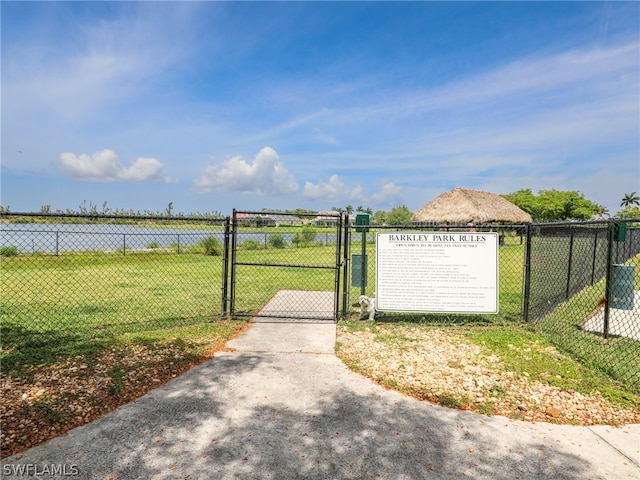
left=0, top=223, right=338, bottom=254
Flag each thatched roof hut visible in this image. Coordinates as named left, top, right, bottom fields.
left=411, top=187, right=532, bottom=224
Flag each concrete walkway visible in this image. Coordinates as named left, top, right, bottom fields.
left=2, top=290, right=639, bottom=479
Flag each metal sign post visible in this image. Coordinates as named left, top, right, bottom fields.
left=355, top=214, right=370, bottom=295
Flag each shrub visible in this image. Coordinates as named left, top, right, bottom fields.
left=147, top=241, right=160, bottom=249
left=301, top=224, right=317, bottom=243
left=199, top=236, right=222, bottom=256
left=292, top=232, right=302, bottom=246
left=242, top=239, right=262, bottom=250
left=292, top=225, right=317, bottom=247
left=268, top=235, right=286, bottom=249
left=0, top=246, right=18, bottom=257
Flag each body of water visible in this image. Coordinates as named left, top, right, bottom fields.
left=0, top=224, right=338, bottom=254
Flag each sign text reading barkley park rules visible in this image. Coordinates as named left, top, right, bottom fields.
left=375, top=232, right=499, bottom=314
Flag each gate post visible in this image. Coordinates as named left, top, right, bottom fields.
left=522, top=223, right=532, bottom=323
left=334, top=213, right=343, bottom=321
left=603, top=222, right=615, bottom=339
left=341, top=213, right=350, bottom=319
left=229, top=209, right=238, bottom=317
left=565, top=226, right=575, bottom=299
left=221, top=216, right=231, bottom=319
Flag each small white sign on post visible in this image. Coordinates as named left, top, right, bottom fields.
left=376, top=232, right=499, bottom=314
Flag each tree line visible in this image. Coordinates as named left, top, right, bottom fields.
left=501, top=189, right=639, bottom=222
left=335, top=190, right=640, bottom=224
left=1, top=191, right=638, bottom=224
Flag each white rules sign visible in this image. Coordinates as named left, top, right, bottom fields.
left=376, top=232, right=499, bottom=314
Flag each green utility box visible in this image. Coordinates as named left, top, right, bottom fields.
left=610, top=264, right=635, bottom=310
left=613, top=223, right=627, bottom=242
left=352, top=254, right=368, bottom=287
left=355, top=214, right=370, bottom=232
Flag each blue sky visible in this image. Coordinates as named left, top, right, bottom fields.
left=2, top=1, right=639, bottom=216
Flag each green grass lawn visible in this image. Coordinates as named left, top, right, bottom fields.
left=1, top=251, right=222, bottom=335
left=1, top=250, right=238, bottom=374
left=1, top=240, right=526, bottom=349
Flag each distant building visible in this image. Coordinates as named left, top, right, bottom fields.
left=314, top=211, right=356, bottom=226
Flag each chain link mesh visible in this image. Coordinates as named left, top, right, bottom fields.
left=1, top=214, right=226, bottom=349
left=3, top=213, right=638, bottom=391
left=526, top=221, right=640, bottom=391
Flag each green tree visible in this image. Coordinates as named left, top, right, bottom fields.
left=356, top=206, right=374, bottom=215
left=386, top=205, right=413, bottom=225
left=614, top=206, right=640, bottom=219
left=504, top=189, right=601, bottom=222
left=620, top=192, right=640, bottom=209
left=593, top=204, right=609, bottom=218
left=502, top=189, right=542, bottom=219
left=538, top=190, right=600, bottom=221
left=372, top=210, right=388, bottom=225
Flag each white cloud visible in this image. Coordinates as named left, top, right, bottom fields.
left=192, top=147, right=299, bottom=195
left=303, top=174, right=365, bottom=203
left=370, top=181, right=404, bottom=206
left=59, top=149, right=164, bottom=182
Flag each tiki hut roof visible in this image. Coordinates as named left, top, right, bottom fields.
left=411, top=187, right=532, bottom=224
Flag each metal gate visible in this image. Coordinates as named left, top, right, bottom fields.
left=224, top=210, right=346, bottom=321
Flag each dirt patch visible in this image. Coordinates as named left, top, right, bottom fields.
left=0, top=342, right=227, bottom=458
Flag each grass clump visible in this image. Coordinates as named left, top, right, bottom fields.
left=462, top=326, right=639, bottom=409
left=0, top=245, right=19, bottom=256
left=242, top=239, right=262, bottom=250
left=267, top=234, right=286, bottom=249
left=198, top=236, right=222, bottom=256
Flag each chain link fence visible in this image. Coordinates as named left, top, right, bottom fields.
left=3, top=212, right=638, bottom=391
left=1, top=213, right=227, bottom=350
left=524, top=219, right=640, bottom=391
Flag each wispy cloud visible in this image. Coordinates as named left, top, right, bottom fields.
left=3, top=3, right=203, bottom=125
left=315, top=39, right=639, bottom=128
left=370, top=181, right=404, bottom=206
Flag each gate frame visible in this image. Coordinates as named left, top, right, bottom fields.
left=224, top=209, right=346, bottom=321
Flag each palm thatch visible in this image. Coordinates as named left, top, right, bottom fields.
left=411, top=187, right=532, bottom=224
